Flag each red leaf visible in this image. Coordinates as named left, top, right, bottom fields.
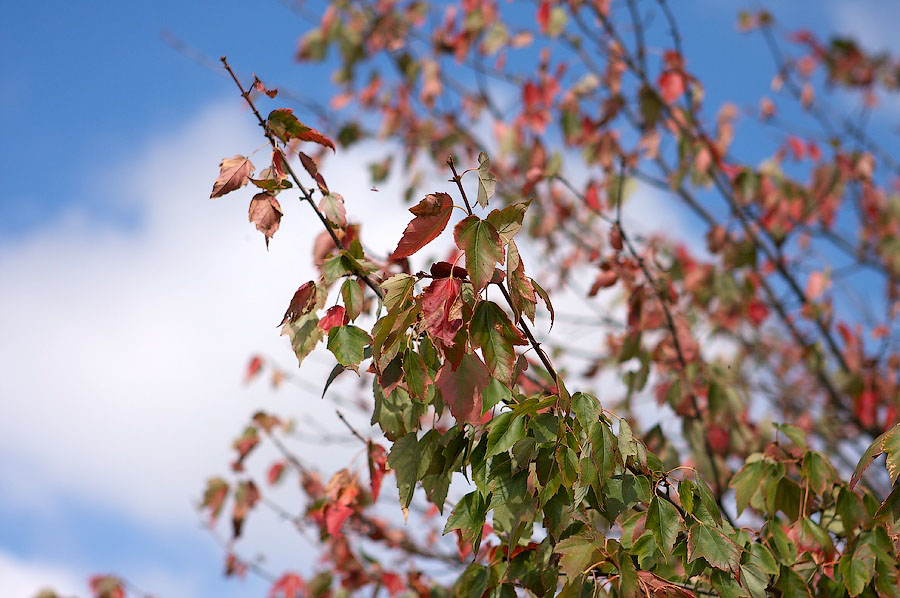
left=267, top=108, right=335, bottom=151
left=232, top=480, right=260, bottom=538
left=390, top=193, right=454, bottom=260
left=855, top=390, right=878, bottom=429
left=746, top=298, right=769, bottom=326
left=435, top=353, right=490, bottom=424
left=421, top=276, right=464, bottom=346
left=324, top=502, right=354, bottom=538
left=211, top=155, right=255, bottom=198
left=537, top=0, right=550, bottom=32
left=585, top=180, right=601, bottom=211
left=245, top=355, right=263, bottom=384
left=367, top=442, right=388, bottom=502
left=381, top=572, right=404, bottom=596
left=270, top=573, right=306, bottom=598
left=318, top=305, right=349, bottom=332
left=267, top=461, right=286, bottom=485
left=298, top=151, right=329, bottom=194
left=89, top=576, right=125, bottom=598
left=248, top=193, right=283, bottom=247
left=657, top=70, right=685, bottom=104
left=430, top=261, right=468, bottom=279
left=706, top=425, right=730, bottom=456
left=281, top=282, right=318, bottom=325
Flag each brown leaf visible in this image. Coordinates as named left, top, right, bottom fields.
left=248, top=193, right=283, bottom=247
left=390, top=193, right=454, bottom=260
left=637, top=571, right=695, bottom=598
left=280, top=281, right=318, bottom=326
left=211, top=155, right=255, bottom=198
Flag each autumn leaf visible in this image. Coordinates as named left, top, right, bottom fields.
left=390, top=193, right=454, bottom=260
left=211, top=155, right=254, bottom=198
left=248, top=193, right=283, bottom=247
left=658, top=70, right=685, bottom=104
left=267, top=108, right=335, bottom=151
left=486, top=200, right=530, bottom=241
left=244, top=355, right=263, bottom=384
left=200, top=477, right=229, bottom=524
left=298, top=151, right=329, bottom=193
left=436, top=353, right=490, bottom=423
left=319, top=193, right=347, bottom=229
left=267, top=461, right=286, bottom=485
left=280, top=282, right=319, bottom=326
left=318, top=305, right=348, bottom=332
left=420, top=276, right=464, bottom=347
left=367, top=441, right=388, bottom=502
left=476, top=152, right=497, bottom=208
left=453, top=215, right=504, bottom=292
left=507, top=240, right=537, bottom=323
left=232, top=480, right=260, bottom=538
left=270, top=573, right=306, bottom=598
left=470, top=300, right=527, bottom=384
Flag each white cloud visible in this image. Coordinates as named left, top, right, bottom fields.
left=0, top=550, right=82, bottom=598
left=0, top=101, right=416, bottom=530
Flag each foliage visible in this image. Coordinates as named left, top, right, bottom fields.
left=53, top=1, right=900, bottom=597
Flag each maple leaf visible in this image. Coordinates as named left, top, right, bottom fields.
left=436, top=353, right=490, bottom=424
left=453, top=215, right=504, bottom=292
left=476, top=152, right=497, bottom=208
left=280, top=282, right=318, bottom=326
left=232, top=480, right=260, bottom=539
left=89, top=576, right=124, bottom=598
left=201, top=477, right=229, bottom=524
left=507, top=240, right=537, bottom=323
left=324, top=502, right=354, bottom=537
left=319, top=193, right=347, bottom=229
left=658, top=70, right=685, bottom=104
left=318, top=305, right=348, bottom=332
left=210, top=155, right=254, bottom=198
left=298, top=151, right=329, bottom=193
left=381, top=572, right=404, bottom=596
left=470, top=300, right=527, bottom=385
left=244, top=355, right=263, bottom=384
left=367, top=441, right=388, bottom=502
left=420, top=276, right=464, bottom=347
left=248, top=193, right=283, bottom=247
left=390, top=192, right=454, bottom=260
left=267, top=461, right=286, bottom=485
left=269, top=573, right=306, bottom=598
left=267, top=108, right=335, bottom=151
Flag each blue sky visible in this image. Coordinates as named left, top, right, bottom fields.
left=2, top=1, right=899, bottom=597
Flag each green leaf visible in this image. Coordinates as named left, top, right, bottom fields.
left=486, top=200, right=530, bottom=240
left=801, top=451, right=834, bottom=495
left=266, top=108, right=335, bottom=150
left=486, top=412, right=526, bottom=457
left=777, top=566, right=812, bottom=598
left=281, top=312, right=322, bottom=367
left=646, top=496, right=682, bottom=552
left=443, top=491, right=487, bottom=552
left=554, top=532, right=604, bottom=578
left=851, top=423, right=900, bottom=488
left=531, top=277, right=554, bottom=329
left=476, top=152, right=497, bottom=208
left=340, top=279, right=364, bottom=320
left=381, top=273, right=416, bottom=313
left=506, top=239, right=537, bottom=323
left=387, top=432, right=419, bottom=508
left=453, top=215, right=504, bottom=292
left=730, top=458, right=767, bottom=515
left=470, top=300, right=527, bottom=384
left=686, top=523, right=741, bottom=573
left=839, top=543, right=875, bottom=597
left=572, top=392, right=602, bottom=429
left=481, top=377, right=511, bottom=415
left=588, top=420, right=617, bottom=490
left=327, top=325, right=371, bottom=368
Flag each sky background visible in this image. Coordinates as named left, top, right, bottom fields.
left=2, top=1, right=900, bottom=597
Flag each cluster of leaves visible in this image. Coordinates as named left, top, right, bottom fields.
left=51, top=1, right=900, bottom=597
